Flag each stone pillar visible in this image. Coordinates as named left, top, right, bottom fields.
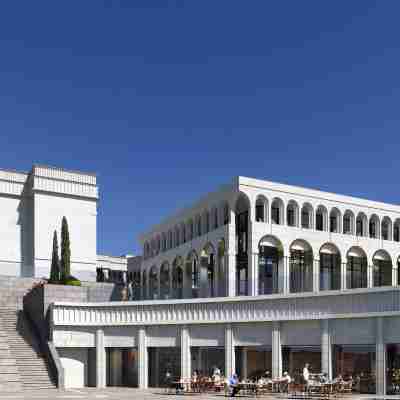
left=283, top=257, right=290, bottom=295
left=249, top=252, right=258, bottom=297
left=394, top=266, right=398, bottom=287
left=272, top=322, right=282, bottom=379
left=242, top=347, right=248, bottom=379
left=225, top=324, right=235, bottom=377
left=341, top=262, right=346, bottom=290
left=181, top=326, right=191, bottom=380
left=321, top=320, right=332, bottom=380
left=368, top=264, right=374, bottom=288
left=313, top=259, right=320, bottom=292
left=154, top=348, right=160, bottom=386
left=376, top=317, right=386, bottom=396
left=138, top=327, right=148, bottom=389
left=227, top=253, right=236, bottom=297
left=95, top=329, right=106, bottom=388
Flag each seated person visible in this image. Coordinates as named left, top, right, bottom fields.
left=228, top=373, right=240, bottom=397
left=320, top=373, right=329, bottom=384
left=280, top=372, right=291, bottom=392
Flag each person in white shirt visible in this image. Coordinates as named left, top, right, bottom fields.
left=303, top=363, right=310, bottom=385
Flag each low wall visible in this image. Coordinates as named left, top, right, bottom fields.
left=23, top=281, right=121, bottom=342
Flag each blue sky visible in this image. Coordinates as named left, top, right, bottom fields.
left=0, top=1, right=399, bottom=255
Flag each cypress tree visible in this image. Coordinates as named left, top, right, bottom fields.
left=49, top=230, right=60, bottom=283
left=60, top=216, right=71, bottom=281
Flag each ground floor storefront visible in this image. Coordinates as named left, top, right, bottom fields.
left=55, top=316, right=400, bottom=395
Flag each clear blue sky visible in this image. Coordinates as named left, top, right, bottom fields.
left=0, top=1, right=399, bottom=256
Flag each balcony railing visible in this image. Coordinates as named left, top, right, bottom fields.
left=51, top=286, right=400, bottom=328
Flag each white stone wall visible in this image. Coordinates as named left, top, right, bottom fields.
left=0, top=196, right=23, bottom=276
left=34, top=192, right=97, bottom=280
left=58, top=348, right=88, bottom=388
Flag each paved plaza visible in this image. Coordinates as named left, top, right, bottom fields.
left=0, top=390, right=398, bottom=400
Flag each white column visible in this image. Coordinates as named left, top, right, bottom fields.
left=227, top=253, right=236, bottom=297
left=225, top=324, right=235, bottom=377
left=252, top=253, right=259, bottom=296
left=242, top=347, right=248, bottom=379
left=393, top=265, right=397, bottom=287
left=313, top=259, right=320, bottom=292
left=341, top=262, right=346, bottom=290
left=138, top=327, right=148, bottom=389
left=272, top=322, right=282, bottom=379
left=321, top=320, right=332, bottom=380
left=95, top=329, right=106, bottom=388
left=181, top=326, right=191, bottom=380
left=368, top=264, right=374, bottom=288
left=376, top=317, right=386, bottom=396
left=283, top=257, right=290, bottom=295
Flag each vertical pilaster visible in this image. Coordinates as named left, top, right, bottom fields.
left=376, top=317, right=386, bottom=396
left=283, top=257, right=290, bottom=295
left=227, top=253, right=236, bottom=297
left=95, top=329, right=106, bottom=388
left=368, top=264, right=374, bottom=288
left=313, top=259, right=320, bottom=292
left=341, top=262, right=346, bottom=290
left=181, top=326, right=191, bottom=380
left=242, top=347, right=248, bottom=379
left=225, top=324, right=235, bottom=377
left=321, top=320, right=332, bottom=380
left=393, top=266, right=397, bottom=287
left=138, top=327, right=148, bottom=389
left=272, top=322, right=282, bottom=379
left=250, top=252, right=259, bottom=296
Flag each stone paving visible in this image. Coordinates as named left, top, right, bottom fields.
left=0, top=390, right=396, bottom=400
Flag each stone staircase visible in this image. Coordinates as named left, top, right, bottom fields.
left=0, top=276, right=57, bottom=391
left=0, top=307, right=55, bottom=390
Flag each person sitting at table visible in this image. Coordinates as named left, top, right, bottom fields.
left=228, top=373, right=239, bottom=397
left=320, top=373, right=329, bottom=384
left=303, top=363, right=310, bottom=385
left=280, top=371, right=291, bottom=393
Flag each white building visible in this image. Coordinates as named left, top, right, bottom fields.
left=0, top=164, right=99, bottom=280
left=50, top=176, right=400, bottom=394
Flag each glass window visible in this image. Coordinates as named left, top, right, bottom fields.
left=369, top=221, right=376, bottom=238
left=394, top=225, right=400, bottom=242
left=272, top=206, right=280, bottom=224
left=356, top=219, right=363, bottom=236
left=343, top=216, right=351, bottom=234
left=316, top=212, right=323, bottom=231
left=259, top=246, right=280, bottom=295
left=319, top=253, right=341, bottom=291
left=290, top=250, right=313, bottom=293
left=287, top=208, right=295, bottom=226
left=333, top=345, right=376, bottom=394
left=301, top=210, right=310, bottom=228
left=373, top=259, right=392, bottom=287
left=382, top=223, right=389, bottom=240
left=347, top=256, right=367, bottom=289
left=256, top=204, right=264, bottom=222
left=330, top=216, right=338, bottom=233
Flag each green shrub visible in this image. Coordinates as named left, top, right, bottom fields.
left=63, top=275, right=81, bottom=286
